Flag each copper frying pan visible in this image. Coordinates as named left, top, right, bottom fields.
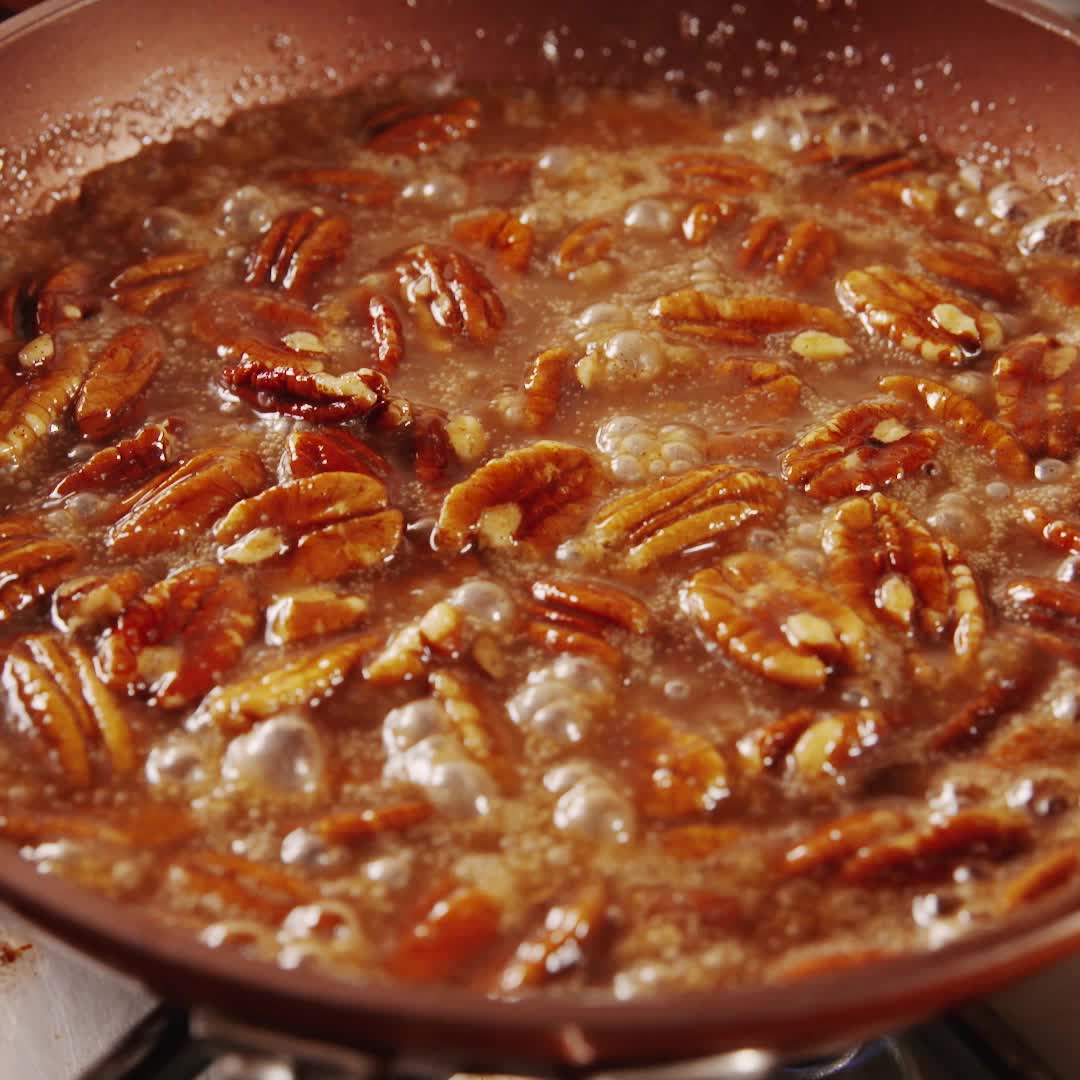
left=3, top=0, right=1080, bottom=1073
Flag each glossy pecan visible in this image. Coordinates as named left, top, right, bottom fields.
left=365, top=97, right=481, bottom=156
left=348, top=288, right=405, bottom=375
left=243, top=208, right=350, bottom=297
left=1019, top=505, right=1080, bottom=557
left=96, top=565, right=257, bottom=709
left=781, top=399, right=940, bottom=501
left=369, top=395, right=455, bottom=487
left=915, top=242, right=1018, bottom=305
left=105, top=446, right=266, bottom=557
left=453, top=210, right=534, bottom=274
left=784, top=808, right=911, bottom=876
left=50, top=570, right=142, bottom=635
left=993, top=335, right=1080, bottom=460
left=74, top=325, right=166, bottom=440
left=837, top=265, right=1003, bottom=366
left=194, top=634, right=376, bottom=732
left=221, top=338, right=387, bottom=422
left=554, top=219, right=615, bottom=279
left=737, top=217, right=838, bottom=290
left=388, top=244, right=505, bottom=345
left=307, top=800, right=433, bottom=845
left=0, top=518, right=80, bottom=625
left=191, top=287, right=325, bottom=350
left=518, top=346, right=573, bottom=432
left=681, top=553, right=869, bottom=691
left=652, top=289, right=849, bottom=345
left=0, top=261, right=98, bottom=340
left=53, top=419, right=181, bottom=497
left=110, top=251, right=210, bottom=314
left=265, top=586, right=370, bottom=645
left=433, top=441, right=604, bottom=555
left=665, top=151, right=770, bottom=197
left=881, top=373, right=1031, bottom=481
left=3, top=632, right=133, bottom=786
left=1004, top=577, right=1080, bottom=643
left=213, top=471, right=403, bottom=582
left=280, top=427, right=389, bottom=481
left=633, top=711, right=729, bottom=819
left=587, top=463, right=784, bottom=570
left=275, top=166, right=395, bottom=206
left=681, top=199, right=735, bottom=246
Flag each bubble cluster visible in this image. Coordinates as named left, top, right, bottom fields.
left=595, top=414, right=707, bottom=485
left=622, top=198, right=676, bottom=236
left=145, top=733, right=215, bottom=795
left=508, top=654, right=616, bottom=752
left=544, top=761, right=635, bottom=844
left=401, top=173, right=467, bottom=210
left=278, top=900, right=367, bottom=970
left=220, top=712, right=326, bottom=799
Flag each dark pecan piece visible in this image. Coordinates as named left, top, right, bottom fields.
left=110, top=251, right=210, bottom=314
left=681, top=199, right=735, bottom=245
left=348, top=288, right=405, bottom=375
left=74, top=325, right=166, bottom=440
left=738, top=217, right=838, bottom=290
left=191, top=288, right=325, bottom=350
left=0, top=518, right=81, bottom=625
left=785, top=808, right=911, bottom=876
left=281, top=427, right=388, bottom=481
left=243, top=208, right=350, bottom=297
left=53, top=419, right=181, bottom=497
left=369, top=395, right=455, bottom=487
left=1020, top=505, right=1080, bottom=557
left=633, top=711, right=729, bottom=819
left=1005, top=578, right=1080, bottom=642
left=453, top=211, right=534, bottom=274
left=0, top=261, right=98, bottom=340
left=519, top=346, right=573, bottom=432
left=365, top=97, right=481, bottom=156
left=915, top=242, right=1018, bottom=305
left=554, top=219, right=615, bottom=279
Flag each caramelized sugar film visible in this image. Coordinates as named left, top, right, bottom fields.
left=2, top=83, right=1080, bottom=996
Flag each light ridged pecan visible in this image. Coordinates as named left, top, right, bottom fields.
left=213, top=471, right=403, bottom=582
left=243, top=208, right=350, bottom=297
left=915, top=243, right=1018, bottom=305
left=633, top=710, right=729, bottom=819
left=275, top=166, right=395, bottom=206
left=681, top=199, right=734, bottom=246
left=554, top=219, right=615, bottom=279
left=0, top=341, right=89, bottom=469
left=50, top=570, right=141, bottom=635
left=784, top=808, right=911, bottom=876
left=364, top=598, right=471, bottom=684
left=110, top=251, right=210, bottom=314
left=781, top=399, right=941, bottom=502
left=836, top=266, right=1003, bottom=366
left=97, top=565, right=257, bottom=709
left=433, top=441, right=604, bottom=555
left=386, top=877, right=501, bottom=983
left=74, top=325, right=166, bottom=440
left=526, top=577, right=649, bottom=668
left=307, top=800, right=433, bottom=845
left=1005, top=577, right=1080, bottom=644
left=221, top=338, right=387, bottom=422
left=681, top=553, right=869, bottom=691
left=490, top=880, right=609, bottom=993
left=365, top=97, right=481, bottom=156
left=369, top=395, right=456, bottom=487
left=194, top=634, right=376, bottom=732
left=0, top=261, right=98, bottom=340
left=587, top=463, right=784, bottom=570
left=265, top=586, right=370, bottom=645
left=713, top=356, right=802, bottom=420
left=191, top=287, right=325, bottom=350
left=652, top=289, right=849, bottom=346
left=737, top=217, right=838, bottom=290
left=881, top=373, right=1032, bottom=481
left=993, top=335, right=1080, bottom=460
left=452, top=211, right=535, bottom=274
left=1020, top=505, right=1080, bottom=557
left=518, top=346, right=573, bottom=432
left=2, top=633, right=133, bottom=786
left=665, top=152, right=770, bottom=197
left=105, top=446, right=266, bottom=557
left=280, top=427, right=389, bottom=481
left=0, top=519, right=80, bottom=625
left=1000, top=850, right=1080, bottom=913
left=348, top=288, right=405, bottom=375
left=53, top=419, right=181, bottom=497
left=943, top=539, right=988, bottom=664
left=388, top=244, right=505, bottom=345
left=738, top=707, right=889, bottom=783
left=841, top=808, right=1032, bottom=885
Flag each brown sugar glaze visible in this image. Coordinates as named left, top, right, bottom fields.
left=1, top=82, right=1079, bottom=997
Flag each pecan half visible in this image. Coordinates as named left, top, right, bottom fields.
left=665, top=152, right=770, bottom=197
left=587, top=463, right=785, bottom=570
left=194, top=634, right=376, bottom=732
left=713, top=356, right=802, bottom=420
left=681, top=199, right=735, bottom=246
left=365, top=97, right=482, bottom=156
left=1020, top=505, right=1080, bottom=557
left=0, top=261, right=98, bottom=340
left=275, top=166, right=395, bottom=206
left=652, top=289, right=849, bottom=345
left=433, top=441, right=604, bottom=556
left=191, top=288, right=325, bottom=350
left=634, top=711, right=729, bottom=819
left=281, top=427, right=389, bottom=481
left=365, top=598, right=472, bottom=685
left=2, top=633, right=133, bottom=786
left=0, top=519, right=80, bottom=625
left=737, top=217, right=838, bottom=290
left=836, top=266, right=1003, bottom=366
left=50, top=570, right=142, bottom=635
left=1005, top=578, right=1080, bottom=643
left=915, top=242, right=1017, bottom=305
left=53, top=419, right=181, bottom=497
left=307, top=800, right=433, bottom=845
left=221, top=338, right=387, bottom=422
left=781, top=399, right=941, bottom=501
left=369, top=395, right=456, bottom=487
left=213, top=471, right=403, bottom=582
left=554, top=219, right=615, bottom=279
left=490, top=880, right=609, bottom=993
left=388, top=244, right=506, bottom=345
left=681, top=553, right=869, bottom=690
left=105, top=446, right=266, bottom=557
left=453, top=211, right=534, bottom=274
left=348, top=288, right=405, bottom=375
left=265, top=586, right=370, bottom=645
left=993, top=335, right=1080, bottom=460
left=784, top=808, right=911, bottom=876
left=110, top=251, right=210, bottom=314
left=243, top=208, right=350, bottom=297
left=74, top=325, right=166, bottom=440
left=0, top=341, right=90, bottom=468
left=518, top=346, right=573, bottom=432
left=881, top=373, right=1031, bottom=481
